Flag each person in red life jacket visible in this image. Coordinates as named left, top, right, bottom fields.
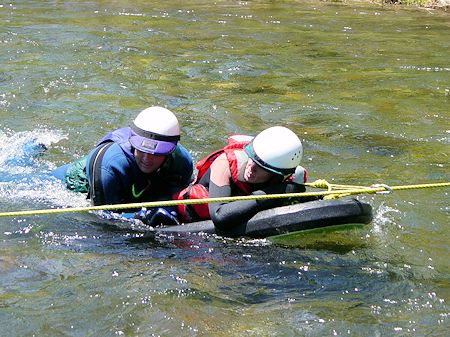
left=174, top=126, right=308, bottom=232
left=53, top=106, right=193, bottom=226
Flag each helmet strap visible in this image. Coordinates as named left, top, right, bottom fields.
left=246, top=143, right=295, bottom=176
left=130, top=123, right=180, bottom=142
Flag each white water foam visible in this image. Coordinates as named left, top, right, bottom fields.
left=371, top=202, right=401, bottom=235
left=0, top=128, right=89, bottom=209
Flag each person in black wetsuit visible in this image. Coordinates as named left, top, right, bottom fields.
left=53, top=106, right=193, bottom=226
left=173, top=126, right=307, bottom=232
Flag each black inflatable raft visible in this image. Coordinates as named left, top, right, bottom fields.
left=151, top=198, right=372, bottom=239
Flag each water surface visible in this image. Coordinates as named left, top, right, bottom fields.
left=0, top=1, right=449, bottom=336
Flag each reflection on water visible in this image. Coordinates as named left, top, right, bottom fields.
left=0, top=1, right=449, bottom=336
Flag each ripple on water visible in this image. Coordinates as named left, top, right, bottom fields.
left=0, top=2, right=449, bottom=336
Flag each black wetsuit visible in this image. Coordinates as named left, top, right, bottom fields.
left=198, top=168, right=305, bottom=231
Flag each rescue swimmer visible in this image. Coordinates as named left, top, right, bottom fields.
left=53, top=106, right=193, bottom=225
left=174, top=126, right=308, bottom=232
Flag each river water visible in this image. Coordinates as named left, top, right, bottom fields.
left=0, top=1, right=448, bottom=336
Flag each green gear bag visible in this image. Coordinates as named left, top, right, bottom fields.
left=64, top=156, right=89, bottom=193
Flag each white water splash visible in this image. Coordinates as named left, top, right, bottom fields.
left=0, top=128, right=88, bottom=209
left=371, top=202, right=401, bottom=236
left=0, top=128, right=67, bottom=174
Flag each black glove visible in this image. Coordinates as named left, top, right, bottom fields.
left=134, top=208, right=180, bottom=227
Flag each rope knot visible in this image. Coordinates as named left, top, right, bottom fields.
left=310, top=179, right=332, bottom=190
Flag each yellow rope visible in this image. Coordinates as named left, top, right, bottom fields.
left=306, top=180, right=390, bottom=199
left=0, top=181, right=448, bottom=217
left=306, top=179, right=333, bottom=190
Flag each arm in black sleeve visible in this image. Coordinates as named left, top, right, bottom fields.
left=208, top=181, right=305, bottom=231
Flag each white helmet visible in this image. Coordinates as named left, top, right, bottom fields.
left=129, top=106, right=180, bottom=155
left=244, top=126, right=303, bottom=175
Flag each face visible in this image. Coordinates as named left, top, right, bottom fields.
left=243, top=158, right=273, bottom=184
left=134, top=149, right=166, bottom=174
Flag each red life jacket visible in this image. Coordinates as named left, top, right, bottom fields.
left=194, top=134, right=254, bottom=194
left=173, top=135, right=253, bottom=222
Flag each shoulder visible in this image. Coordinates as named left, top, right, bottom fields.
left=212, top=152, right=228, bottom=166
left=210, top=153, right=232, bottom=185
left=162, top=144, right=193, bottom=178
left=169, top=144, right=193, bottom=169
left=103, top=142, right=129, bottom=161
left=173, top=144, right=192, bottom=161
left=85, top=142, right=135, bottom=190
left=88, top=142, right=133, bottom=172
